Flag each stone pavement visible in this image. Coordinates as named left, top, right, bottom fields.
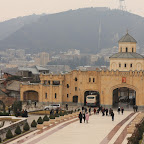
left=8, top=110, right=139, bottom=144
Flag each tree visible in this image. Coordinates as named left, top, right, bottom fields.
left=37, top=117, right=43, bottom=124
left=23, top=122, right=30, bottom=131
left=6, top=129, right=13, bottom=139
left=31, top=120, right=37, bottom=127
left=43, top=115, right=49, bottom=121
left=15, top=126, right=21, bottom=135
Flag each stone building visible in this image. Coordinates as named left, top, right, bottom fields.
left=20, top=33, right=144, bottom=108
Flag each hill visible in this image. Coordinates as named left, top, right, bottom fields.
left=0, top=8, right=144, bottom=54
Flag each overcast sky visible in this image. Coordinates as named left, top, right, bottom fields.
left=0, top=0, right=144, bottom=21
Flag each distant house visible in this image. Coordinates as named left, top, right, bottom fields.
left=18, top=65, right=49, bottom=82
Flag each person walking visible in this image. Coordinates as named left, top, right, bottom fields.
left=89, top=107, right=91, bottom=115
left=94, top=108, right=96, bottom=114
left=133, top=105, right=136, bottom=112
left=79, top=112, right=83, bottom=123
left=66, top=103, right=68, bottom=110
left=106, top=108, right=108, bottom=116
left=121, top=107, right=124, bottom=115
left=109, top=108, right=112, bottom=116
left=117, top=107, right=121, bottom=114
left=136, top=105, right=138, bottom=112
left=85, top=112, right=89, bottom=123
left=111, top=111, right=114, bottom=121
left=83, top=113, right=86, bottom=123
left=85, top=108, right=87, bottom=113
left=34, top=101, right=37, bottom=108
left=102, top=108, right=105, bottom=116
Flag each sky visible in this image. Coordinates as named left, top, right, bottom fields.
left=0, top=0, right=144, bottom=21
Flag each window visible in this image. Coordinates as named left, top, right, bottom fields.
left=130, top=64, right=133, bottom=67
left=75, top=87, right=77, bottom=91
left=126, top=47, right=128, bottom=52
left=45, top=93, right=47, bottom=99
left=132, top=48, right=134, bottom=52
left=48, top=80, right=50, bottom=85
left=75, top=77, right=77, bottom=81
left=55, top=93, right=57, bottom=99
left=119, top=63, right=121, bottom=67
left=44, top=80, right=47, bottom=85
left=124, top=63, right=127, bottom=67
left=89, top=78, right=91, bottom=82
left=93, top=78, right=95, bottom=82
left=67, top=84, right=69, bottom=88
left=53, top=81, right=60, bottom=85
left=67, top=94, right=69, bottom=98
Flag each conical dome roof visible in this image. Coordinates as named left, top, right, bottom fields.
left=119, top=33, right=137, bottom=43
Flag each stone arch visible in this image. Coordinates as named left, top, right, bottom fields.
left=110, top=84, right=137, bottom=107
left=23, top=90, right=39, bottom=102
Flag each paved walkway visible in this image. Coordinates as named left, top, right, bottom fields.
left=9, top=110, right=138, bottom=144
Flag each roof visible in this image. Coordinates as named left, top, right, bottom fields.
left=6, top=81, right=20, bottom=91
left=110, top=52, right=144, bottom=59
left=119, top=33, right=137, bottom=43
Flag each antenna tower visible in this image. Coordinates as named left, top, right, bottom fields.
left=119, top=0, right=127, bottom=11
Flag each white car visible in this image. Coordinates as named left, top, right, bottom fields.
left=44, top=104, right=61, bottom=110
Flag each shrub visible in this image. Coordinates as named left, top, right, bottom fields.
left=55, top=113, right=59, bottom=117
left=49, top=114, right=55, bottom=119
left=23, top=122, right=30, bottom=131
left=15, top=126, right=21, bottom=135
left=64, top=111, right=68, bottom=115
left=37, top=117, right=43, bottom=124
left=6, top=129, right=13, bottom=139
left=43, top=115, right=49, bottom=121
left=59, top=111, right=64, bottom=116
left=31, top=120, right=37, bottom=127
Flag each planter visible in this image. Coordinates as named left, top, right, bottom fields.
left=37, top=124, right=44, bottom=129
left=43, top=121, right=50, bottom=126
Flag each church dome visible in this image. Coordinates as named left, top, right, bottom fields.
left=118, top=33, right=137, bottom=43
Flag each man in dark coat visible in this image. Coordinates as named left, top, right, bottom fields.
left=121, top=107, right=124, bottom=115
left=111, top=111, right=114, bottom=121
left=105, top=108, right=108, bottom=116
left=79, top=112, right=83, bottom=123
left=89, top=107, right=91, bottom=115
left=136, top=105, right=138, bottom=112
left=117, top=107, right=121, bottom=114
left=83, top=113, right=86, bottom=123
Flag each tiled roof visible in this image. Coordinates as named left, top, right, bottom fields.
left=119, top=33, right=137, bottom=43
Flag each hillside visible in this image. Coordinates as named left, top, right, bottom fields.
left=0, top=8, right=144, bottom=54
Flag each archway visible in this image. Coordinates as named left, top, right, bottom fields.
left=23, top=90, right=39, bottom=102
left=73, top=96, right=78, bottom=103
left=84, top=91, right=100, bottom=106
left=113, top=87, right=136, bottom=108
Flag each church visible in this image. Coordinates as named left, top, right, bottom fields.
left=20, top=32, right=144, bottom=108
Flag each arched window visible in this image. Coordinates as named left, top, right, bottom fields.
left=75, top=87, right=77, bottom=91
left=132, top=48, right=134, bottom=52
left=124, top=63, right=127, bottom=67
left=93, top=78, right=95, bottom=82
left=55, top=93, right=57, bottom=99
left=67, top=94, right=69, bottom=98
left=45, top=93, right=47, bottom=99
left=130, top=64, right=133, bottom=67
left=73, top=96, right=78, bottom=103
left=75, top=77, right=77, bottom=81
left=126, top=47, right=128, bottom=52
left=89, top=78, right=91, bottom=82
left=67, top=84, right=69, bottom=88
left=119, top=63, right=121, bottom=67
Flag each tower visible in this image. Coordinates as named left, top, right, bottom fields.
left=119, top=0, right=127, bottom=11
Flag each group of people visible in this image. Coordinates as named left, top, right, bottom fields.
left=133, top=105, right=138, bottom=112
left=117, top=107, right=124, bottom=115
left=79, top=111, right=89, bottom=123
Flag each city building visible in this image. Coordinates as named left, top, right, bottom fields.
left=20, top=33, right=144, bottom=108
left=40, top=52, right=50, bottom=66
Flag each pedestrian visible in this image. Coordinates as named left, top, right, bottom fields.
left=34, top=101, right=37, bottom=108
left=85, top=112, right=89, bottom=123
left=66, top=103, right=68, bottom=110
left=8, top=106, right=11, bottom=115
left=117, top=107, right=121, bottom=114
left=121, top=107, right=124, bottom=114
left=111, top=111, right=114, bottom=121
left=89, top=107, right=91, bottom=115
left=109, top=108, right=112, bottom=116
left=105, top=108, right=108, bottom=116
left=83, top=113, right=86, bottom=123
left=97, top=109, right=99, bottom=114
left=133, top=105, right=135, bottom=112
left=79, top=112, right=83, bottom=123
left=94, top=108, right=96, bottom=114
left=102, top=108, right=105, bottom=116
left=136, top=105, right=138, bottom=112
left=85, top=108, right=87, bottom=113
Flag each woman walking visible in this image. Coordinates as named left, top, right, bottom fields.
left=85, top=112, right=89, bottom=123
